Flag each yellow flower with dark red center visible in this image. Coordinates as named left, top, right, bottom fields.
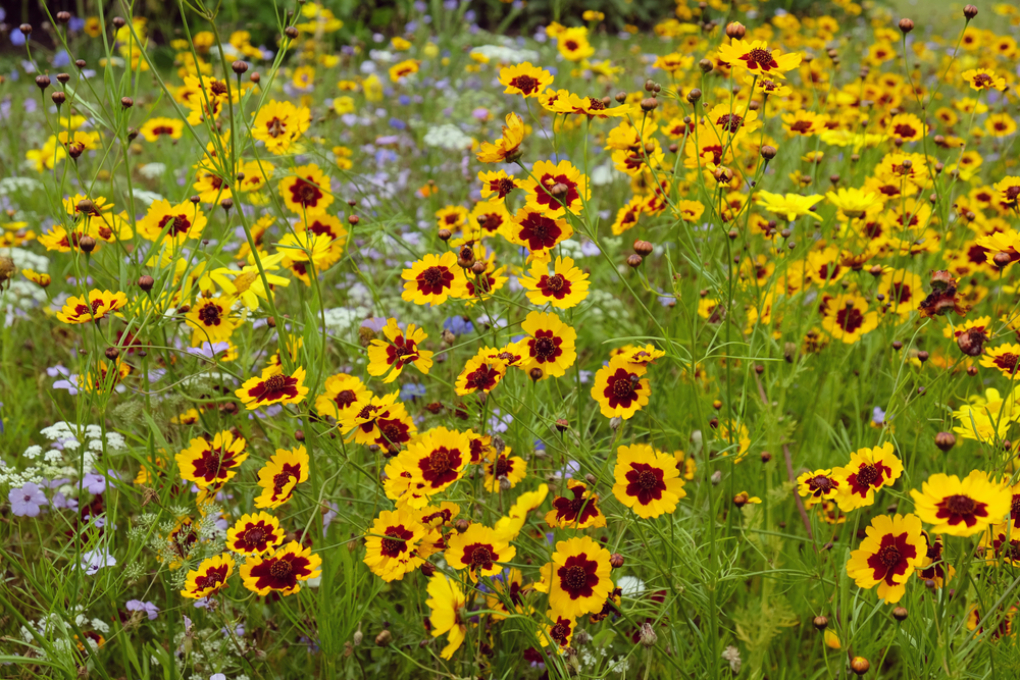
left=476, top=113, right=525, bottom=163
left=591, top=356, right=651, bottom=419
left=796, top=469, right=841, bottom=501
left=139, top=117, right=184, bottom=142
left=478, top=170, right=520, bottom=200
left=255, top=445, right=309, bottom=509
left=425, top=574, right=468, bottom=659
left=518, top=256, right=590, bottom=309
left=981, top=343, right=1020, bottom=378
left=364, top=509, right=427, bottom=581
left=367, top=318, right=434, bottom=383
left=388, top=59, right=420, bottom=82
left=315, top=373, right=372, bottom=421
left=556, top=27, right=595, bottom=62
left=886, top=113, right=927, bottom=143
left=878, top=269, right=924, bottom=318
left=962, top=68, right=1006, bottom=91
left=455, top=353, right=508, bottom=396
left=832, top=442, right=903, bottom=512
left=236, top=366, right=309, bottom=410
left=611, top=344, right=666, bottom=367
left=505, top=207, right=572, bottom=257
left=401, top=251, right=469, bottom=306
left=542, top=536, right=613, bottom=618
left=240, top=541, right=322, bottom=596
left=296, top=214, right=348, bottom=257
left=520, top=160, right=589, bottom=217
left=76, top=358, right=132, bottom=394
left=483, top=449, right=527, bottom=492
left=383, top=456, right=430, bottom=507
left=279, top=164, right=333, bottom=217
left=781, top=110, right=826, bottom=137
left=227, top=511, right=285, bottom=556
left=137, top=199, right=207, bottom=244
left=395, top=426, right=472, bottom=500
left=612, top=444, right=686, bottom=518
left=180, top=553, right=235, bottom=599
left=919, top=531, right=955, bottom=586
left=540, top=612, right=575, bottom=651
left=986, top=113, right=1017, bottom=138
left=519, top=311, right=576, bottom=380
left=846, top=513, right=926, bottom=603
left=278, top=230, right=342, bottom=285
left=822, top=294, right=878, bottom=344
left=56, top=289, right=128, bottom=324
left=445, top=523, right=515, bottom=582
left=717, top=39, right=802, bottom=78
left=652, top=52, right=693, bottom=73
left=911, top=470, right=1011, bottom=537
left=185, top=296, right=237, bottom=345
left=339, top=392, right=417, bottom=449
left=499, top=62, right=553, bottom=98
left=545, top=480, right=606, bottom=529
left=175, top=430, right=248, bottom=488
left=251, top=100, right=311, bottom=154
left=436, top=205, right=469, bottom=231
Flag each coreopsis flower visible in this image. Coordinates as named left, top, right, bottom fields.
left=184, top=296, right=238, bottom=345
left=175, top=430, right=249, bottom=488
left=886, top=113, right=927, bottom=143
left=314, top=373, right=372, bottom=421
left=611, top=444, right=686, bottom=518
left=476, top=113, right=525, bottom=163
left=235, top=366, right=309, bottom=410
left=339, top=392, right=417, bottom=449
left=952, top=387, right=1020, bottom=442
left=980, top=343, right=1020, bottom=379
left=212, top=254, right=292, bottom=311
left=137, top=199, right=207, bottom=244
left=910, top=471, right=1011, bottom=537
left=252, top=100, right=312, bottom=154
left=76, top=358, right=132, bottom=394
left=519, top=311, right=577, bottom=380
left=401, top=251, right=469, bottom=306
left=755, top=191, right=823, bottom=221
left=591, top=356, right=651, bottom=419
left=505, top=207, right=573, bottom=257
left=822, top=294, right=879, bottom=344
left=56, top=289, right=128, bottom=324
left=255, top=445, right=309, bottom=509
left=478, top=170, right=520, bottom=200
left=796, top=469, right=841, bottom=502
left=919, top=532, right=955, bottom=586
left=499, top=62, right=553, bottom=97
left=846, top=513, right=926, bottom=604
left=832, top=442, right=903, bottom=512
left=483, top=449, right=527, bottom=491
left=495, top=483, right=550, bottom=541
left=227, top=512, right=285, bottom=556
left=425, top=574, right=468, bottom=659
left=364, top=509, right=426, bottom=581
left=436, top=205, right=469, bottom=231
left=518, top=256, right=590, bottom=309
left=455, top=354, right=508, bottom=396
left=445, top=523, right=516, bottom=582
left=278, top=230, right=342, bottom=283
left=878, top=270, right=925, bottom=318
left=962, top=68, right=1006, bottom=91
left=388, top=58, right=419, bottom=82
left=395, top=426, right=472, bottom=500
left=556, top=27, right=595, bottom=62
left=545, top=480, right=607, bottom=529
left=279, top=164, right=333, bottom=217
left=611, top=344, right=666, bottom=367
left=542, top=536, right=614, bottom=618
left=986, top=113, right=1018, bottom=138
left=240, top=541, right=322, bottom=596
left=367, top=318, right=434, bottom=383
left=826, top=187, right=878, bottom=219
left=180, top=554, right=235, bottom=599
left=520, top=160, right=589, bottom=217
left=716, top=40, right=802, bottom=78
left=540, top=613, right=575, bottom=651
left=652, top=52, right=693, bottom=73
left=138, top=117, right=185, bottom=142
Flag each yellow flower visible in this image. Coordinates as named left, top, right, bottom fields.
left=476, top=113, right=526, bottom=163
left=612, top=444, right=686, bottom=518
left=444, top=523, right=515, bottom=582
left=556, top=27, right=595, bottom=62
left=499, top=62, right=554, bottom=97
left=401, top=252, right=468, bottom=305
left=255, top=446, right=309, bottom=509
left=366, top=318, right=434, bottom=383
left=364, top=509, right=427, bottom=582
left=180, top=554, right=235, bottom=599
left=716, top=39, right=802, bottom=78
left=240, top=541, right=322, bottom=596
left=425, top=574, right=468, bottom=659
left=518, top=256, right=590, bottom=309
left=235, top=366, right=309, bottom=410
left=962, top=68, right=1006, bottom=91
left=389, top=59, right=420, bottom=82
left=591, top=356, right=651, bottom=419
left=832, top=442, right=903, bottom=512
left=821, top=294, right=879, bottom=344
left=252, top=100, right=312, bottom=154
left=910, top=471, right=1011, bottom=537
left=175, top=430, right=248, bottom=488
left=543, top=536, right=613, bottom=618
left=519, top=311, right=576, bottom=379
left=846, top=514, right=926, bottom=603
left=755, top=191, right=823, bottom=221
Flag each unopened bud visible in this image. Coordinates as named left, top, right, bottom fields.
left=935, top=432, right=956, bottom=452
left=639, top=622, right=657, bottom=647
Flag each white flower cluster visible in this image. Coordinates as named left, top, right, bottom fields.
left=423, top=124, right=474, bottom=151
left=19, top=607, right=110, bottom=661
left=578, top=645, right=631, bottom=676
left=0, top=422, right=125, bottom=491
left=0, top=176, right=44, bottom=197
left=470, top=43, right=540, bottom=64
left=323, top=305, right=371, bottom=336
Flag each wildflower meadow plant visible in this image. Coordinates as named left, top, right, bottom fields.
left=3, top=0, right=1020, bottom=678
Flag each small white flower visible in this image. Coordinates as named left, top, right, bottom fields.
left=616, top=575, right=646, bottom=597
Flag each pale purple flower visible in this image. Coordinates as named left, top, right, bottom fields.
left=9, top=483, right=47, bottom=517
left=82, top=472, right=106, bottom=494
left=80, top=549, right=116, bottom=575
left=126, top=600, right=160, bottom=620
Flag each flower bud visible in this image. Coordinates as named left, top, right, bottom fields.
left=725, top=22, right=746, bottom=39
left=232, top=60, right=249, bottom=74
left=138, top=275, right=154, bottom=292
left=639, top=622, right=657, bottom=647
left=56, top=11, right=71, bottom=23
left=812, top=615, right=828, bottom=630
left=760, top=145, right=777, bottom=160
left=285, top=26, right=300, bottom=39
left=993, top=252, right=1013, bottom=269
left=892, top=606, right=908, bottom=621
left=686, top=88, right=702, bottom=104
left=19, top=24, right=32, bottom=36
left=699, top=58, right=714, bottom=74
left=633, top=240, right=653, bottom=256
left=626, top=254, right=643, bottom=268
left=851, top=656, right=870, bottom=675
left=640, top=97, right=658, bottom=112
left=610, top=416, right=622, bottom=431
left=374, top=630, right=392, bottom=647
left=935, top=432, right=956, bottom=452
left=35, top=75, right=51, bottom=90
left=898, top=18, right=914, bottom=33
left=610, top=553, right=625, bottom=568
left=964, top=5, right=978, bottom=20
left=112, top=16, right=126, bottom=28
left=78, top=236, right=97, bottom=253
left=52, top=92, right=66, bottom=106
left=105, top=347, right=120, bottom=360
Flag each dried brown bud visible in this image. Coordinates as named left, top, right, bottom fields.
left=555, top=418, right=569, bottom=432
left=916, top=350, right=929, bottom=363
left=626, top=254, right=643, bottom=268
left=121, top=97, right=133, bottom=108
left=892, top=606, right=908, bottom=621
left=437, top=228, right=452, bottom=241
left=374, top=630, right=392, bottom=647
left=75, top=59, right=86, bottom=69
left=898, top=18, right=914, bottom=33
left=19, top=24, right=32, bottom=36
left=284, top=26, right=300, bottom=39
left=57, top=72, right=70, bottom=84
left=0, top=256, right=16, bottom=286
left=529, top=367, right=544, bottom=381
left=112, top=16, right=126, bottom=28
left=52, top=92, right=66, bottom=106
left=633, top=240, right=653, bottom=256
left=138, top=275, right=154, bottom=292
left=454, top=518, right=471, bottom=533
left=609, top=553, right=625, bottom=568
left=760, top=450, right=772, bottom=463
left=640, top=97, right=659, bottom=112
left=56, top=12, right=71, bottom=24
left=232, top=60, right=249, bottom=74
left=699, top=58, right=714, bottom=74
left=964, top=5, right=978, bottom=20
left=993, top=252, right=1013, bottom=269
left=250, top=72, right=261, bottom=84
left=686, top=88, right=702, bottom=104
left=639, top=622, right=657, bottom=647
left=957, top=327, right=988, bottom=356
left=760, top=145, right=777, bottom=160
left=35, top=75, right=51, bottom=90
left=812, top=615, right=828, bottom=630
